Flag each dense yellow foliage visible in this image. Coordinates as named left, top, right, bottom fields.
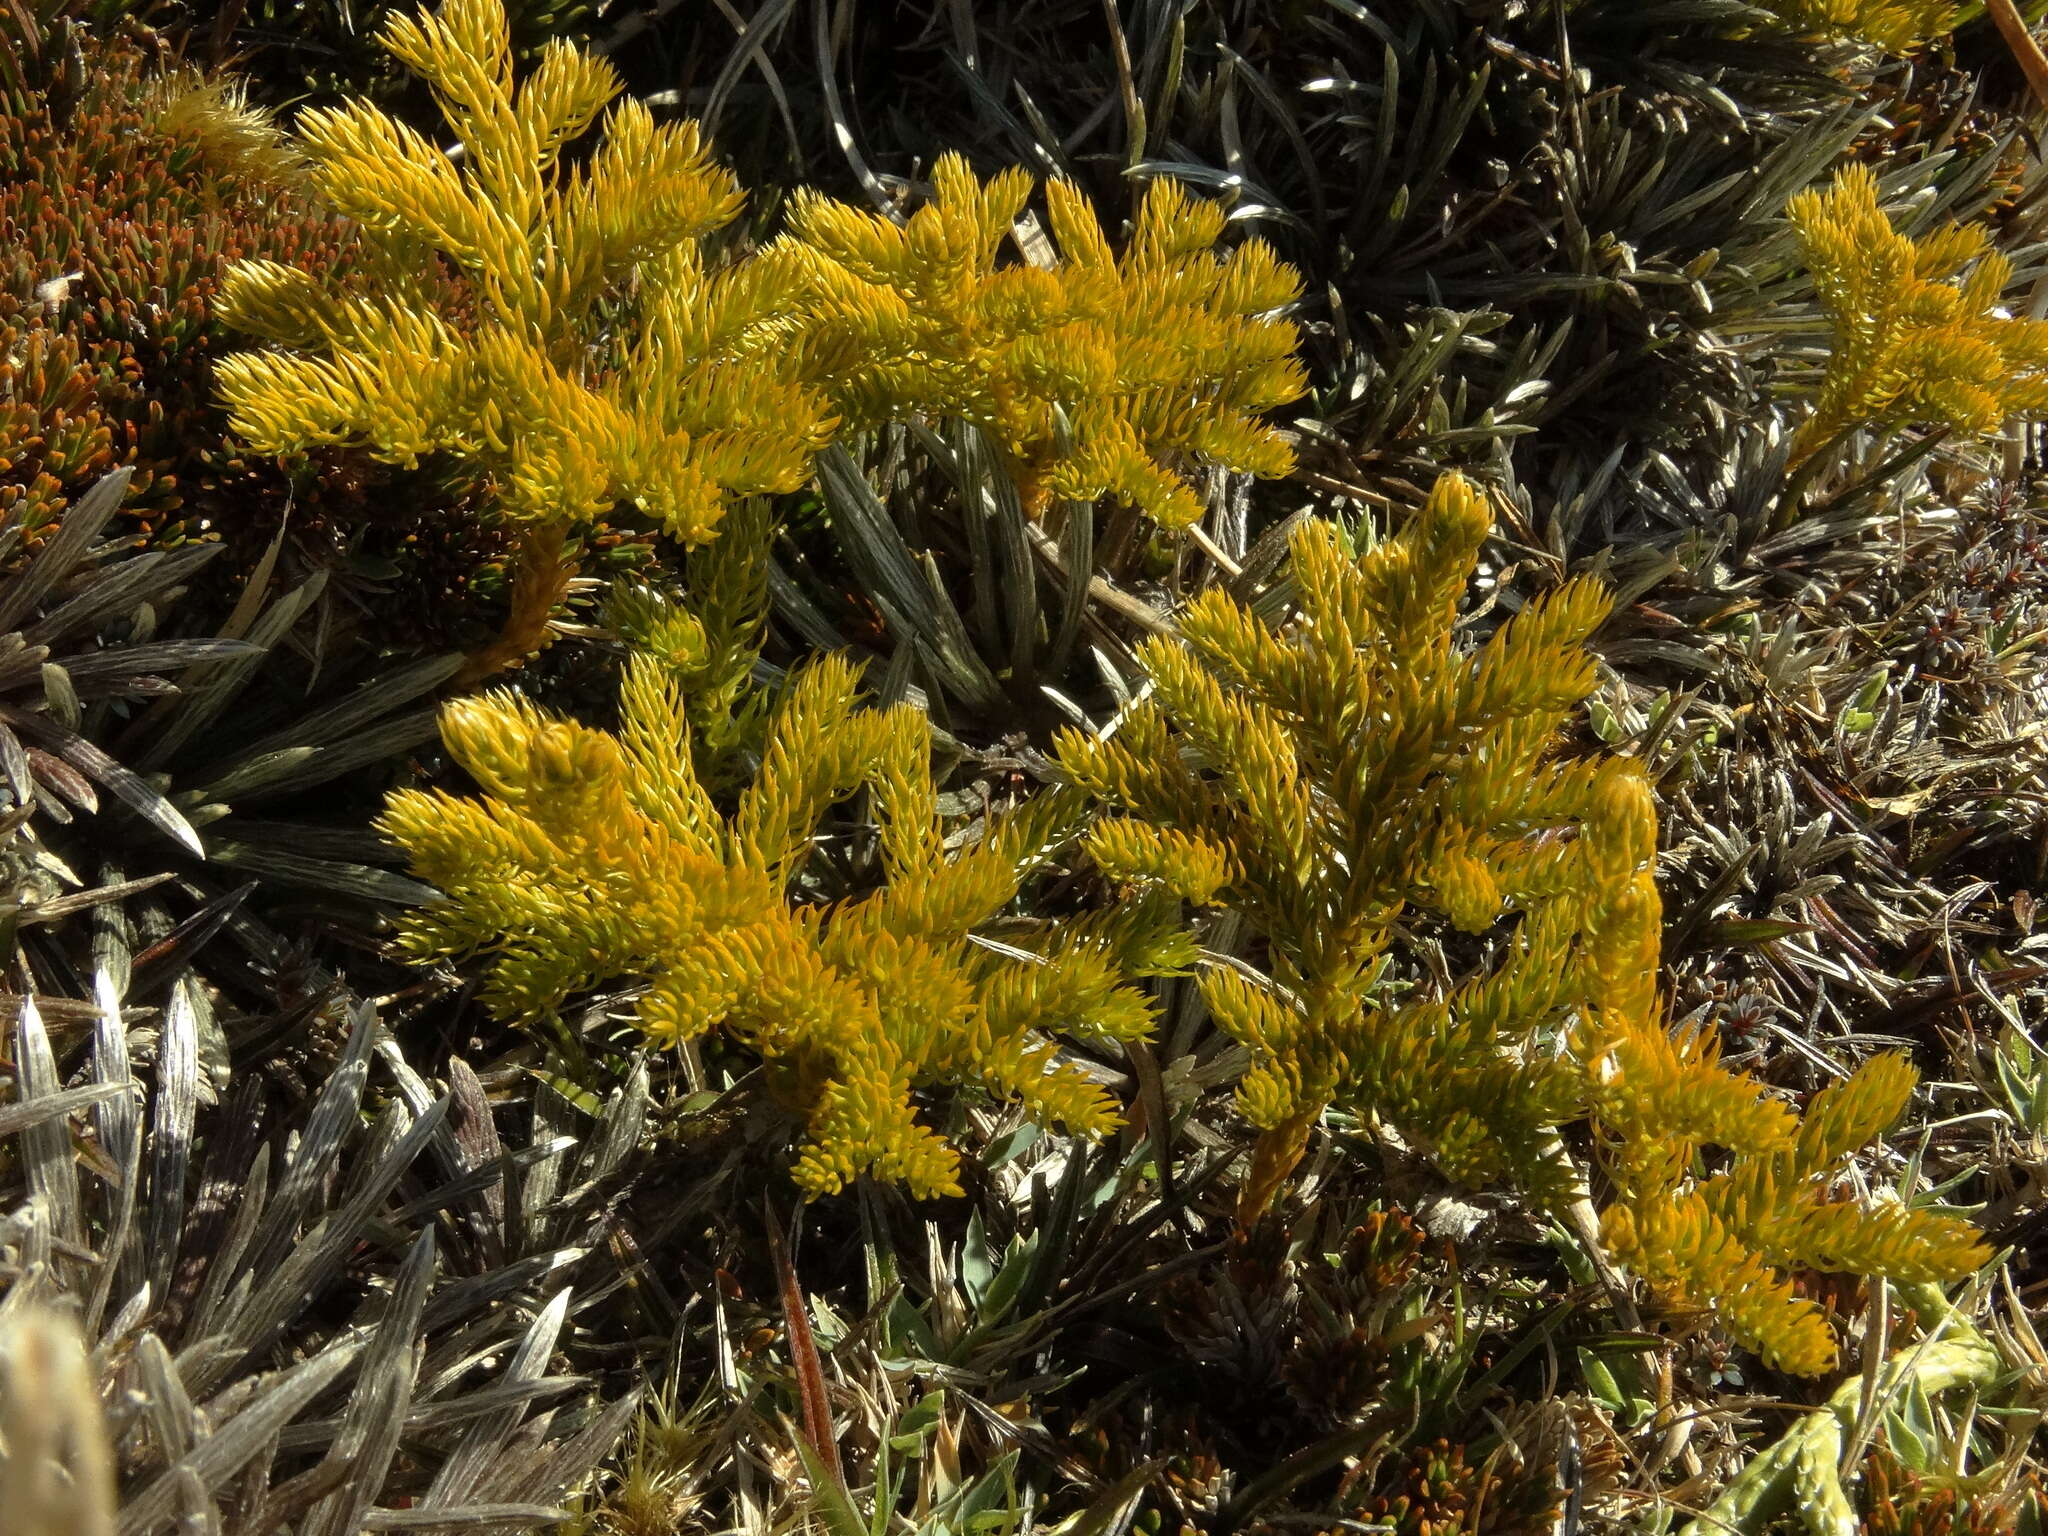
left=779, top=159, right=1305, bottom=528
left=1057, top=471, right=1986, bottom=1373
left=1789, top=164, right=2048, bottom=466
left=320, top=0, right=1988, bottom=1377
left=213, top=0, right=829, bottom=543
left=1756, top=0, right=1956, bottom=50
left=381, top=539, right=1186, bottom=1198
left=384, top=470, right=1987, bottom=1369
left=209, top=0, right=1303, bottom=675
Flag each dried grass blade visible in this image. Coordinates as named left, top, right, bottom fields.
left=359, top=1504, right=569, bottom=1531
left=163, top=1076, right=268, bottom=1334
left=115, top=1340, right=365, bottom=1536
left=242, top=1005, right=374, bottom=1285
left=24, top=548, right=222, bottom=651
left=0, top=1080, right=124, bottom=1139
left=495, top=1386, right=644, bottom=1508
left=135, top=573, right=328, bottom=772
left=134, top=1331, right=201, bottom=1466
left=200, top=842, right=440, bottom=904
left=301, top=1230, right=437, bottom=1536
left=85, top=969, right=141, bottom=1334
left=447, top=1055, right=507, bottom=1238
left=20, top=874, right=178, bottom=927
left=420, top=1287, right=574, bottom=1507
left=768, top=1208, right=843, bottom=1491
left=11, top=994, right=82, bottom=1265
left=418, top=1247, right=585, bottom=1335
left=221, top=1097, right=447, bottom=1371
left=145, top=987, right=199, bottom=1304
left=184, top=1142, right=270, bottom=1344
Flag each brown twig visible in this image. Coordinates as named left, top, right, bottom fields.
left=1989, top=0, right=2048, bottom=113
left=456, top=523, right=577, bottom=685
left=1235, top=1111, right=1316, bottom=1231
left=764, top=1200, right=844, bottom=1493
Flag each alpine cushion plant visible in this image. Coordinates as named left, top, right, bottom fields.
left=0, top=25, right=357, bottom=544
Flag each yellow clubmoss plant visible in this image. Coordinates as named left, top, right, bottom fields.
left=1787, top=163, right=2048, bottom=469
left=150, top=74, right=309, bottom=192
left=1058, top=472, right=1635, bottom=1216
left=778, top=157, right=1308, bottom=529
left=1753, top=0, right=1955, bottom=50
left=1570, top=766, right=1985, bottom=1374
left=1602, top=1052, right=1989, bottom=1376
left=378, top=576, right=1188, bottom=1198
left=608, top=499, right=780, bottom=790
left=212, top=0, right=833, bottom=679
left=1055, top=470, right=1987, bottom=1372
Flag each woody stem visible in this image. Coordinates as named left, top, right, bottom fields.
left=1235, top=1110, right=1317, bottom=1231
left=456, top=522, right=576, bottom=686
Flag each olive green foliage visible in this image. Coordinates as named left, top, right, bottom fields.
left=1679, top=1288, right=2004, bottom=1536
left=1756, top=0, right=1957, bottom=50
